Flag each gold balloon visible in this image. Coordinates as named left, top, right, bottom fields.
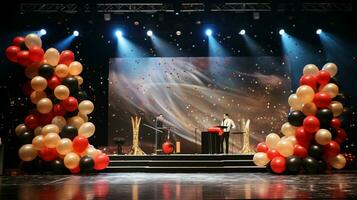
left=34, top=126, right=42, bottom=136
left=80, top=146, right=95, bottom=157
left=296, top=85, right=315, bottom=104
left=265, top=133, right=280, bottom=149
left=303, top=64, right=319, bottom=76
left=55, top=64, right=69, bottom=78
left=286, top=136, right=297, bottom=146
left=315, top=129, right=332, bottom=145
left=37, top=98, right=53, bottom=114
left=25, top=62, right=40, bottom=79
left=329, top=101, right=344, bottom=117
left=41, top=124, right=60, bottom=135
left=54, top=85, right=70, bottom=100
left=328, top=154, right=346, bottom=169
left=320, top=83, right=339, bottom=98
left=18, top=144, right=38, bottom=161
left=253, top=152, right=270, bottom=166
left=281, top=122, right=296, bottom=136
left=288, top=94, right=303, bottom=111
left=32, top=135, right=45, bottom=150
left=56, top=138, right=73, bottom=155
left=30, top=91, right=47, bottom=104
left=322, top=62, right=338, bottom=77
left=25, top=33, right=42, bottom=48
left=78, top=112, right=88, bottom=122
left=75, top=76, right=83, bottom=85
left=44, top=132, right=61, bottom=148
left=276, top=139, right=294, bottom=157
left=15, top=123, right=28, bottom=136
left=78, top=100, right=94, bottom=115
left=69, top=61, right=83, bottom=76
left=78, top=122, right=95, bottom=138
left=31, top=76, right=47, bottom=91
left=64, top=152, right=80, bottom=169
left=44, top=48, right=60, bottom=66
left=67, top=116, right=84, bottom=129
left=51, top=116, right=67, bottom=130
left=302, top=102, right=317, bottom=116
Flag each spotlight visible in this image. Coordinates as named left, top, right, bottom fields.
left=40, top=29, right=47, bottom=35
left=147, top=30, right=153, bottom=37
left=279, top=29, right=285, bottom=35
left=205, top=29, right=212, bottom=36
left=316, top=29, right=322, bottom=35
left=115, top=30, right=123, bottom=37
left=239, top=29, right=246, bottom=35
left=73, top=30, right=79, bottom=37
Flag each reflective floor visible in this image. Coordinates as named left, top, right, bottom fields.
left=1, top=172, right=357, bottom=199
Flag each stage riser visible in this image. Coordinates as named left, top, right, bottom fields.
left=105, top=167, right=266, bottom=173
left=109, top=161, right=255, bottom=167
left=109, top=155, right=253, bottom=161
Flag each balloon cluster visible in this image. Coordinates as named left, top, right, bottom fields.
left=5, top=33, right=109, bottom=173
left=253, top=63, right=349, bottom=174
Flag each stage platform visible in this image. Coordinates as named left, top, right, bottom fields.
left=106, top=154, right=266, bottom=173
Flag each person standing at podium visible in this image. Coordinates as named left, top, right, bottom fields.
left=220, top=113, right=236, bottom=154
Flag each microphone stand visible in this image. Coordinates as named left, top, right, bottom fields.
left=143, top=123, right=163, bottom=155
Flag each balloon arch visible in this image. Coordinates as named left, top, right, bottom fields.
left=5, top=33, right=109, bottom=174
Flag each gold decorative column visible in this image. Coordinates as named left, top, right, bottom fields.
left=240, top=118, right=255, bottom=153
left=128, top=116, right=146, bottom=155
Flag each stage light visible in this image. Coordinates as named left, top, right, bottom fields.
left=205, top=29, right=213, bottom=36
left=73, top=30, right=79, bottom=37
left=147, top=30, right=153, bottom=37
left=316, top=29, right=322, bottom=35
left=239, top=29, right=246, bottom=35
left=40, top=29, right=47, bottom=35
left=115, top=30, right=123, bottom=38
left=279, top=29, right=285, bottom=35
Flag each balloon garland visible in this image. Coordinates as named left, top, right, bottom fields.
left=6, top=33, right=109, bottom=174
left=254, top=63, right=349, bottom=174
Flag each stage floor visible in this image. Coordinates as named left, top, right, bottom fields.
left=1, top=172, right=356, bottom=199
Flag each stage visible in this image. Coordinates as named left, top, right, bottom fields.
left=106, top=154, right=265, bottom=173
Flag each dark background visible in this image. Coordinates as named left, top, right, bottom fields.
left=1, top=1, right=356, bottom=168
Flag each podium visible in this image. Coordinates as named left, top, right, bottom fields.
left=201, top=126, right=227, bottom=154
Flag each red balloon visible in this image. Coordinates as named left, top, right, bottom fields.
left=17, top=50, right=32, bottom=66
left=22, top=81, right=33, bottom=96
left=324, top=141, right=340, bottom=157
left=313, top=92, right=332, bottom=108
left=295, top=127, right=309, bottom=147
left=24, top=114, right=40, bottom=129
left=61, top=96, right=78, bottom=112
left=303, top=116, right=320, bottom=133
left=5, top=46, right=20, bottom=62
left=293, top=144, right=308, bottom=158
left=162, top=142, right=174, bottom=154
left=316, top=70, right=331, bottom=85
left=72, top=136, right=89, bottom=153
left=256, top=142, right=269, bottom=153
left=299, top=75, right=317, bottom=90
left=39, top=111, right=54, bottom=125
left=39, top=147, right=58, bottom=161
left=29, top=46, right=44, bottom=62
left=53, top=103, right=66, bottom=116
left=331, top=118, right=341, bottom=129
left=59, top=50, right=75, bottom=66
left=48, top=76, right=61, bottom=90
left=267, top=149, right=281, bottom=160
left=12, top=36, right=25, bottom=46
left=336, top=129, right=347, bottom=144
left=271, top=156, right=286, bottom=174
left=94, top=153, right=110, bottom=170
left=70, top=166, right=81, bottom=174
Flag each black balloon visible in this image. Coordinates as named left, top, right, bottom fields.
left=309, top=144, right=324, bottom=159
left=38, top=64, right=54, bottom=79
left=62, top=76, right=79, bottom=92
left=75, top=90, right=88, bottom=102
left=303, top=156, right=319, bottom=174
left=316, top=109, right=333, bottom=128
left=51, top=159, right=65, bottom=174
left=317, top=160, right=327, bottom=173
left=20, top=158, right=40, bottom=174
left=60, top=125, right=78, bottom=140
left=286, top=156, right=302, bottom=174
left=18, top=131, right=34, bottom=144
left=288, top=111, right=306, bottom=126
left=79, top=156, right=95, bottom=172
left=65, top=111, right=78, bottom=118
left=333, top=93, right=349, bottom=105
left=328, top=127, right=338, bottom=140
